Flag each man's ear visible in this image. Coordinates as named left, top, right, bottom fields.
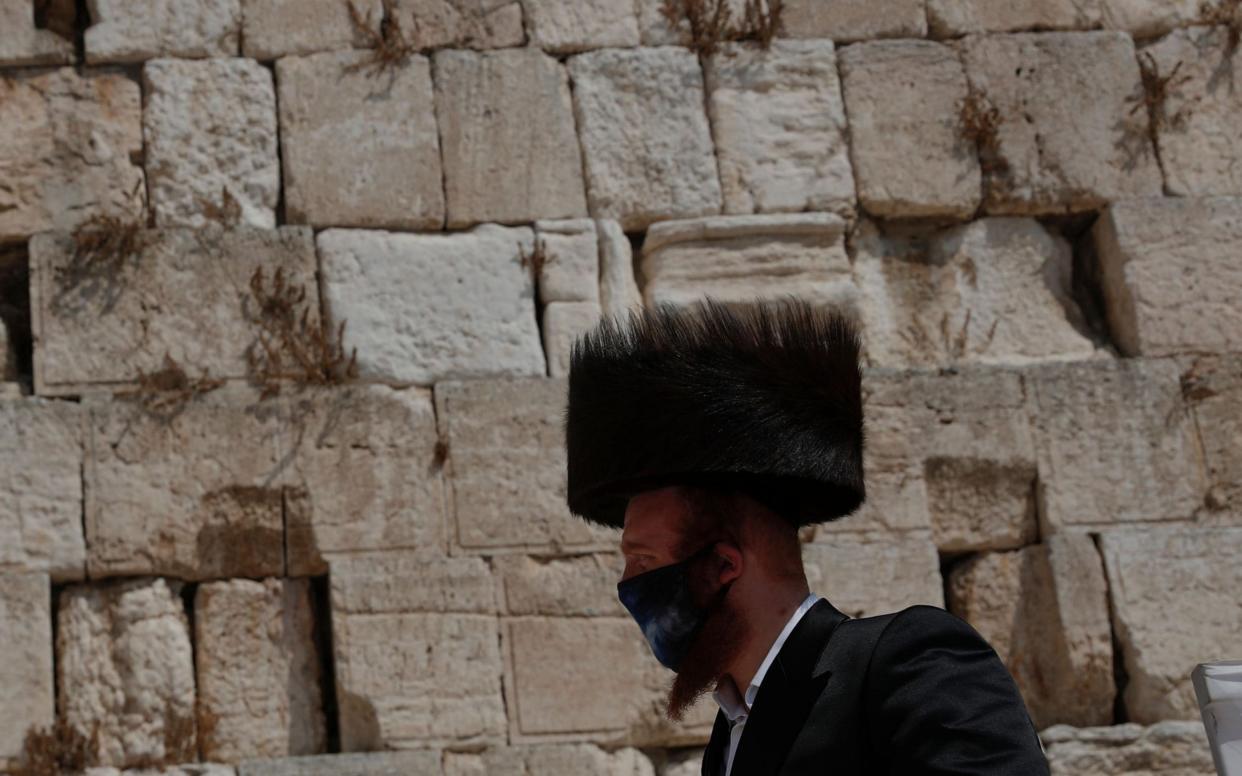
left=713, top=542, right=743, bottom=586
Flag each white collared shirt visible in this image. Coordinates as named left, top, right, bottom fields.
left=712, top=593, right=821, bottom=776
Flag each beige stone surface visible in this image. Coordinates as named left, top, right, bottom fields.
left=30, top=227, right=317, bottom=396
left=781, top=0, right=928, bottom=40
left=86, top=765, right=236, bottom=776
left=390, top=0, right=524, bottom=50
left=238, top=751, right=440, bottom=776
left=598, top=220, right=641, bottom=317
left=242, top=0, right=381, bottom=59
left=543, top=301, right=602, bottom=379
left=330, top=552, right=495, bottom=615
left=318, top=226, right=544, bottom=384
left=706, top=41, right=854, bottom=216
left=1099, top=526, right=1242, bottom=722
left=641, top=214, right=858, bottom=311
left=1042, top=722, right=1215, bottom=776
left=86, top=0, right=240, bottom=62
left=444, top=744, right=655, bottom=776
left=195, top=579, right=325, bottom=762
left=334, top=612, right=505, bottom=748
left=435, top=49, right=586, bottom=227
left=1024, top=358, right=1206, bottom=535
left=0, top=68, right=144, bottom=243
left=434, top=378, right=615, bottom=553
left=494, top=553, right=625, bottom=616
left=144, top=58, right=278, bottom=228
left=0, top=0, right=74, bottom=65
left=802, top=532, right=944, bottom=617
left=535, top=220, right=600, bottom=304
left=927, top=0, right=1101, bottom=36
left=853, top=218, right=1098, bottom=369
left=1183, top=355, right=1242, bottom=518
left=0, top=572, right=54, bottom=770
left=277, top=51, right=441, bottom=230
left=961, top=32, right=1162, bottom=214
left=662, top=749, right=706, bottom=776
left=58, top=578, right=196, bottom=768
left=522, top=0, right=640, bottom=52
left=839, top=40, right=980, bottom=219
left=948, top=534, right=1113, bottom=728
left=1093, top=196, right=1242, bottom=357
left=1100, top=0, right=1203, bottom=37
left=0, top=398, right=85, bottom=581
left=569, top=47, right=722, bottom=230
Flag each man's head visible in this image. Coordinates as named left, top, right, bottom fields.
left=620, top=485, right=809, bottom=719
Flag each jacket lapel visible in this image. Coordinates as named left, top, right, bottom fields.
left=701, top=710, right=731, bottom=776
left=726, top=599, right=848, bottom=776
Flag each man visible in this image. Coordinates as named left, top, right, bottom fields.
left=564, top=298, right=1049, bottom=776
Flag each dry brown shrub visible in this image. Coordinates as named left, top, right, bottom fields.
left=117, top=352, right=225, bottom=421
left=196, top=187, right=243, bottom=228
left=13, top=719, right=99, bottom=776
left=958, top=90, right=1008, bottom=177
left=518, top=237, right=548, bottom=279
left=344, top=0, right=416, bottom=77
left=1202, top=0, right=1242, bottom=55
left=1133, top=52, right=1192, bottom=135
left=660, top=0, right=784, bottom=56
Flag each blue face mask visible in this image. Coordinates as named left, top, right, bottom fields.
left=617, top=544, right=727, bottom=672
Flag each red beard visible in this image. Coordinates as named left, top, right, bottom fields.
left=666, top=589, right=751, bottom=721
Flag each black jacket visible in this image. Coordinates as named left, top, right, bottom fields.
left=701, top=600, right=1050, bottom=776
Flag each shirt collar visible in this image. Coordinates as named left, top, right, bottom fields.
left=712, top=593, right=820, bottom=722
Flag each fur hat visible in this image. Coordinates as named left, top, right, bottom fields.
left=564, top=297, right=865, bottom=529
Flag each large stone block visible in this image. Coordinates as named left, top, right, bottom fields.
left=494, top=553, right=625, bottom=617
left=0, top=572, right=54, bottom=770
left=195, top=579, right=324, bottom=762
left=30, top=227, right=317, bottom=396
left=1183, top=355, right=1242, bottom=518
left=0, top=0, right=74, bottom=65
left=948, top=534, right=1113, bottom=728
left=435, top=49, right=586, bottom=227
left=961, top=32, right=1162, bottom=214
left=86, top=0, right=240, bottom=62
left=1099, top=526, right=1242, bottom=723
left=705, top=41, right=854, bottom=216
left=241, top=0, right=380, bottom=59
left=522, top=0, right=640, bottom=52
left=0, top=398, right=85, bottom=581
left=569, top=47, right=722, bottom=230
left=144, top=58, right=278, bottom=228
left=330, top=552, right=495, bottom=615
left=839, top=40, right=980, bottom=219
left=853, top=218, right=1099, bottom=369
left=597, top=219, right=641, bottom=317
left=434, top=378, right=614, bottom=553
left=0, top=68, right=144, bottom=242
left=927, top=0, right=1101, bottom=36
left=444, top=744, right=655, bottom=776
left=389, top=0, right=524, bottom=50
left=319, top=226, right=544, bottom=384
left=1094, top=196, right=1242, bottom=357
left=58, top=578, right=196, bottom=767
left=1041, top=722, right=1215, bottom=776
left=238, top=751, right=441, bottom=776
left=534, top=219, right=600, bottom=305
left=542, top=301, right=602, bottom=378
left=780, top=0, right=927, bottom=41
left=641, top=214, right=857, bottom=311
left=1023, top=358, right=1206, bottom=534
left=802, top=533, right=944, bottom=617
left=85, top=764, right=236, bottom=775
left=1099, top=0, right=1203, bottom=37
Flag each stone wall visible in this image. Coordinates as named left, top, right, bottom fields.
left=1, top=0, right=1239, bottom=773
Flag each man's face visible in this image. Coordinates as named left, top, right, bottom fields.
left=620, top=486, right=691, bottom=581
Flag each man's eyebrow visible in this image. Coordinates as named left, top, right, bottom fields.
left=620, top=538, right=653, bottom=553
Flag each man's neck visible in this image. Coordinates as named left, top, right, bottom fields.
left=722, top=585, right=811, bottom=694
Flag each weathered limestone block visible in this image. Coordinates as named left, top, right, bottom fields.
left=503, top=617, right=714, bottom=744
left=641, top=214, right=858, bottom=311
left=662, top=749, right=706, bottom=776
left=1042, top=722, right=1215, bottom=776
left=0, top=572, right=54, bottom=770
left=277, top=51, right=441, bottom=230
left=238, top=751, right=440, bottom=776
left=535, top=220, right=600, bottom=304
left=30, top=227, right=317, bottom=396
left=569, top=47, right=722, bottom=230
left=1099, top=526, right=1242, bottom=722
left=0, top=0, right=74, bottom=65
left=853, top=218, right=1098, bottom=369
left=242, top=0, right=380, bottom=59
left=1024, top=358, right=1205, bottom=535
left=927, top=0, right=1101, bottom=36
left=522, top=0, right=640, bottom=52
left=802, top=532, right=944, bottom=617
left=543, top=302, right=602, bottom=378
left=330, top=552, right=495, bottom=615
left=1183, top=355, right=1242, bottom=517
left=494, top=553, right=625, bottom=616
left=961, top=32, right=1162, bottom=214
left=1099, top=0, right=1203, bottom=37
left=839, top=40, right=980, bottom=219
left=58, top=578, right=196, bottom=768
left=444, top=744, right=655, bottom=776
left=1093, top=197, right=1242, bottom=357
left=390, top=0, right=524, bottom=50
left=86, top=0, right=240, bottom=62
left=948, top=534, right=1113, bottom=728
left=434, top=378, right=615, bottom=553
left=435, top=49, right=586, bottom=227
left=781, top=0, right=927, bottom=40
left=318, top=226, right=544, bottom=384
left=706, top=41, right=853, bottom=216
left=0, top=68, right=144, bottom=242
left=597, top=220, right=642, bottom=317
left=0, top=398, right=85, bottom=581
left=195, top=579, right=325, bottom=762
left=86, top=765, right=236, bottom=776
left=334, top=612, right=505, bottom=748
left=144, top=58, right=278, bottom=228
